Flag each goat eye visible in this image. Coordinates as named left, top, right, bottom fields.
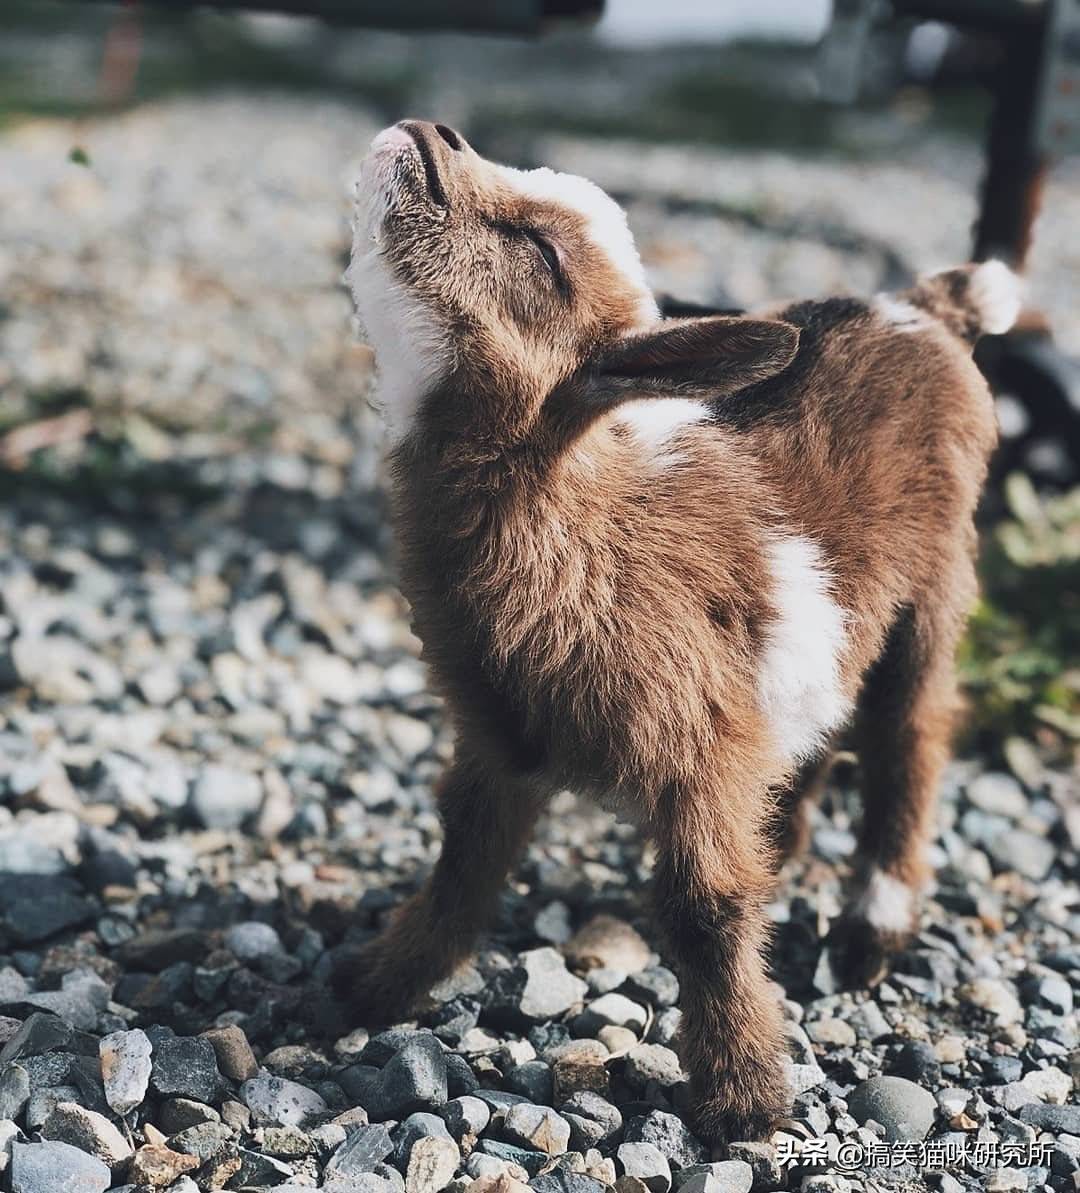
left=526, top=230, right=560, bottom=277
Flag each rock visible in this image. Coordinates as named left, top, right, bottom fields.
left=564, top=916, right=652, bottom=974
left=225, top=921, right=283, bottom=962
left=1, top=1013, right=73, bottom=1063
left=114, top=929, right=208, bottom=972
left=42, top=1102, right=133, bottom=1173
left=530, top=1172, right=607, bottom=1193
left=846, top=1001, right=891, bottom=1043
left=99, top=1029, right=152, bottom=1115
left=438, top=1095, right=490, bottom=1142
left=189, top=765, right=263, bottom=831
left=490, top=948, right=589, bottom=1026
left=623, top=1111, right=707, bottom=1170
left=617, top=1141, right=672, bottom=1193
left=891, top=1041, right=941, bottom=1086
left=475, top=1138, right=549, bottom=1177
left=127, top=1140, right=200, bottom=1187
left=151, top=1036, right=222, bottom=1104
left=551, top=1041, right=610, bottom=1102
left=1020, top=1067, right=1073, bottom=1104
left=403, top=1135, right=459, bottom=1193
left=573, top=993, right=648, bottom=1036
left=987, top=829, right=1055, bottom=881
left=501, top=1103, right=571, bottom=1155
left=621, top=967, right=679, bottom=1009
left=1019, top=1103, right=1080, bottom=1134
left=157, top=1099, right=220, bottom=1134
left=674, top=1162, right=754, bottom=1193
left=786, top=1059, right=827, bottom=1095
left=366, top=1035, right=448, bottom=1120
left=504, top=1060, right=553, bottom=1104
left=847, top=1076, right=937, bottom=1141
left=959, top=979, right=1024, bottom=1026
left=0, top=1065, right=30, bottom=1119
left=623, top=1043, right=685, bottom=1089
left=966, top=773, right=1027, bottom=818
left=468, top=1176, right=531, bottom=1193
left=201, top=1024, right=259, bottom=1082
left=324, top=1125, right=394, bottom=1180
left=241, top=1071, right=328, bottom=1127
left=806, top=1018, right=856, bottom=1048
left=10, top=1139, right=111, bottom=1193
left=169, top=1120, right=232, bottom=1162
left=725, top=1143, right=781, bottom=1188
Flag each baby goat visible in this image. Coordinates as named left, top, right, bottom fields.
left=339, top=120, right=1020, bottom=1142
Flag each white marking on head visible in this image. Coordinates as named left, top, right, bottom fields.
left=497, top=164, right=658, bottom=328
left=856, top=868, right=915, bottom=935
left=969, top=259, right=1023, bottom=336
left=873, top=295, right=930, bottom=332
left=346, top=135, right=452, bottom=444
left=758, top=535, right=850, bottom=763
left=613, top=398, right=710, bottom=469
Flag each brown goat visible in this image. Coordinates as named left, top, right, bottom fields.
left=337, top=120, right=1020, bottom=1142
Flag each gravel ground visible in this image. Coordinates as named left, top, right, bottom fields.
left=0, top=95, right=1078, bottom=1193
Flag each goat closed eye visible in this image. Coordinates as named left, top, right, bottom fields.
left=524, top=229, right=562, bottom=279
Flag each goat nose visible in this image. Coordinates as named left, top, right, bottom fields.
left=433, top=123, right=464, bottom=151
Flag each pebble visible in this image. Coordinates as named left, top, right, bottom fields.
left=324, top=1124, right=394, bottom=1181
left=201, top=1024, right=259, bottom=1082
left=151, top=1036, right=223, bottom=1104
left=99, top=1029, right=152, bottom=1116
left=623, top=1111, right=707, bottom=1170
left=365, top=1035, right=448, bottom=1120
left=674, top=1162, right=753, bottom=1193
left=617, top=1141, right=671, bottom=1193
left=501, top=1103, right=571, bottom=1155
left=847, top=1076, right=937, bottom=1141
left=42, top=1102, right=133, bottom=1172
left=10, top=1139, right=111, bottom=1193
left=189, top=765, right=263, bottom=831
left=564, top=916, right=652, bottom=974
left=241, top=1071, right=328, bottom=1127
left=573, top=993, right=648, bottom=1036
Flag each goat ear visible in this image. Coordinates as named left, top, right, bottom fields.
left=595, top=316, right=800, bottom=397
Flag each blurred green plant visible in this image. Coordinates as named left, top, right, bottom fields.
left=960, top=473, right=1080, bottom=748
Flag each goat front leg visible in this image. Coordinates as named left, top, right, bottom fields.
left=653, top=787, right=788, bottom=1144
left=332, top=755, right=544, bottom=1024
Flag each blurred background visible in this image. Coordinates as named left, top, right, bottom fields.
left=0, top=5, right=1077, bottom=1188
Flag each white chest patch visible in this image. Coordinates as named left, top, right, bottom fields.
left=757, top=535, right=850, bottom=764
left=614, top=398, right=710, bottom=468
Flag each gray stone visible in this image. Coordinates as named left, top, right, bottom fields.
left=169, top=1119, right=232, bottom=1162
left=99, top=1029, right=152, bottom=1116
left=501, top=1102, right=571, bottom=1155
left=0, top=1065, right=30, bottom=1120
left=225, top=920, right=283, bottom=961
left=966, top=772, right=1027, bottom=818
left=189, top=764, right=263, bottom=830
left=438, top=1095, right=490, bottom=1141
left=324, top=1124, right=394, bottom=1180
left=403, top=1134, right=459, bottom=1193
left=41, top=1102, right=133, bottom=1173
left=0, top=1013, right=72, bottom=1064
left=617, top=1141, right=671, bottom=1193
left=573, top=993, right=648, bottom=1036
left=392, top=1111, right=452, bottom=1168
left=157, top=1098, right=220, bottom=1134
left=847, top=1076, right=937, bottom=1141
left=724, top=1143, right=781, bottom=1188
left=624, top=1043, right=685, bottom=1089
left=987, top=829, right=1055, bottom=881
left=241, top=1071, right=328, bottom=1127
left=151, top=1036, right=223, bottom=1104
left=503, top=1060, right=553, bottom=1104
left=624, top=1111, right=707, bottom=1170
left=10, top=1139, right=110, bottom=1193
left=492, top=949, right=588, bottom=1026
left=1019, top=1103, right=1080, bottom=1134
left=367, top=1035, right=448, bottom=1120
left=674, top=1162, right=754, bottom=1193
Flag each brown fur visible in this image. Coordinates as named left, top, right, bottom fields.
left=338, top=122, right=1006, bottom=1142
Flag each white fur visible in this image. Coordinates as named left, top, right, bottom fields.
left=873, top=295, right=929, bottom=332
left=614, top=398, right=710, bottom=467
left=855, top=868, right=915, bottom=935
left=969, top=259, right=1023, bottom=336
left=758, top=536, right=850, bottom=763
left=497, top=164, right=658, bottom=328
left=346, top=137, right=451, bottom=443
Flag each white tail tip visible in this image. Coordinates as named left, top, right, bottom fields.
left=970, top=260, right=1023, bottom=336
